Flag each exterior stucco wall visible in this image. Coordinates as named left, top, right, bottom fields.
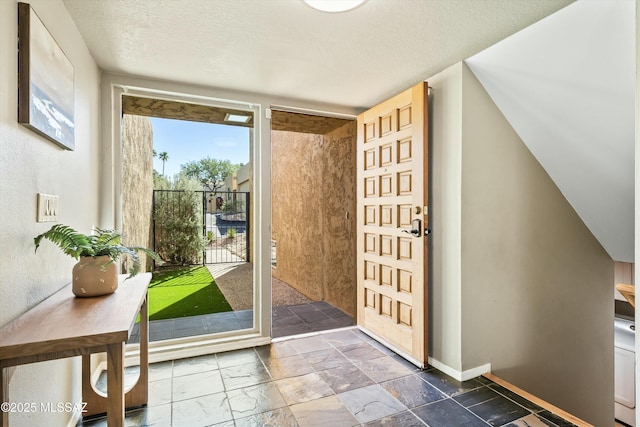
left=121, top=115, right=154, bottom=271
left=271, top=121, right=356, bottom=316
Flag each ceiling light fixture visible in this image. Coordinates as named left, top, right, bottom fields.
left=224, top=113, right=251, bottom=124
left=303, top=0, right=367, bottom=13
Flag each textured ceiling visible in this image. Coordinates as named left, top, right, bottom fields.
left=466, top=0, right=635, bottom=262
left=61, top=0, right=572, bottom=109
left=62, top=0, right=634, bottom=261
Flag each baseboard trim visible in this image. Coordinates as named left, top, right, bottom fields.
left=484, top=373, right=593, bottom=427
left=66, top=411, right=82, bottom=427
left=428, top=357, right=491, bottom=381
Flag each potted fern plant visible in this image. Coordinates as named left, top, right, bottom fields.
left=34, top=224, right=160, bottom=297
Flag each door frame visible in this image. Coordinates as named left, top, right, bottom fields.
left=103, top=77, right=270, bottom=364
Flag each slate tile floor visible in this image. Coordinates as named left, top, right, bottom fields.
left=130, top=301, right=355, bottom=343
left=80, top=328, right=578, bottom=427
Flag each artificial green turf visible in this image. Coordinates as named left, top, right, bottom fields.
left=148, top=266, right=232, bottom=321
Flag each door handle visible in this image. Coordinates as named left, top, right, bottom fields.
left=401, top=219, right=423, bottom=238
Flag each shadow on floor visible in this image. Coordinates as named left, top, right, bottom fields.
left=129, top=300, right=354, bottom=343
left=82, top=328, right=579, bottom=427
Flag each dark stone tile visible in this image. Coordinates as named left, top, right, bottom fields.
left=364, top=410, right=426, bottom=426
left=318, top=364, right=375, bottom=393
left=320, top=306, right=352, bottom=317
left=322, top=329, right=366, bottom=347
left=474, top=375, right=493, bottom=385
left=234, top=309, right=253, bottom=321
left=173, top=327, right=207, bottom=338
left=272, top=306, right=293, bottom=318
left=149, top=329, right=175, bottom=342
left=275, top=372, right=334, bottom=405
left=172, top=370, right=225, bottom=401
left=235, top=407, right=299, bottom=427
left=301, top=347, right=353, bottom=371
left=120, top=404, right=172, bottom=426
left=172, top=353, right=218, bottom=377
left=308, top=318, right=341, bottom=331
left=536, top=410, right=578, bottom=426
left=288, top=303, right=322, bottom=314
left=289, top=395, right=359, bottom=427
left=454, top=386, right=501, bottom=407
left=256, top=341, right=299, bottom=361
left=273, top=314, right=305, bottom=327
left=360, top=338, right=396, bottom=356
left=216, top=348, right=261, bottom=368
left=504, top=413, right=557, bottom=427
left=148, top=378, right=172, bottom=407
left=226, top=382, right=287, bottom=419
left=381, top=374, right=447, bottom=408
left=148, top=360, right=173, bottom=382
left=338, top=342, right=386, bottom=362
left=172, top=391, right=233, bottom=426
left=310, top=301, right=333, bottom=310
left=295, top=309, right=331, bottom=323
left=149, top=319, right=174, bottom=333
left=417, top=369, right=483, bottom=396
left=173, top=316, right=207, bottom=330
left=272, top=324, right=313, bottom=338
left=262, top=354, right=315, bottom=379
left=208, top=318, right=242, bottom=333
left=488, top=383, right=544, bottom=412
left=467, top=394, right=531, bottom=426
left=239, top=319, right=254, bottom=328
left=333, top=316, right=356, bottom=327
left=220, top=361, right=271, bottom=390
left=413, top=399, right=489, bottom=427
left=290, top=335, right=333, bottom=353
left=337, top=384, right=406, bottom=424
left=205, top=311, right=238, bottom=325
left=389, top=353, right=421, bottom=372
left=355, top=356, right=414, bottom=383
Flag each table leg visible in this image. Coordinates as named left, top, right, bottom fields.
left=106, top=342, right=124, bottom=427
left=139, top=294, right=149, bottom=402
left=125, top=293, right=148, bottom=408
left=1, top=366, right=8, bottom=427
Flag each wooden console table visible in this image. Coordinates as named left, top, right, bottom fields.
left=0, top=273, right=151, bottom=427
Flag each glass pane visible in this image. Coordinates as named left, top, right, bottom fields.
left=122, top=108, right=254, bottom=343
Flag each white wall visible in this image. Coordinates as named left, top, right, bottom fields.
left=428, top=63, right=464, bottom=372
left=0, top=1, right=101, bottom=425
left=635, top=2, right=640, bottom=426
left=428, top=62, right=613, bottom=426
left=460, top=63, right=613, bottom=426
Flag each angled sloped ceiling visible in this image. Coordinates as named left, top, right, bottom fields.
left=466, top=0, right=635, bottom=262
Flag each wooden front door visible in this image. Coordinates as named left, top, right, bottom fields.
left=356, top=81, right=429, bottom=366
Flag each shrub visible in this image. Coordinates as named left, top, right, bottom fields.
left=153, top=176, right=205, bottom=265
left=226, top=228, right=237, bottom=239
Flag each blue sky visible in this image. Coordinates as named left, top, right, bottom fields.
left=151, top=117, right=250, bottom=178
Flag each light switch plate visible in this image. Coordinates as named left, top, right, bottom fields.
left=37, top=193, right=59, bottom=222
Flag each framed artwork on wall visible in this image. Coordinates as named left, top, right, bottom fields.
left=18, top=2, right=75, bottom=150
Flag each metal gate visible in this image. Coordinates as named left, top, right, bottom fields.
left=153, top=190, right=250, bottom=265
